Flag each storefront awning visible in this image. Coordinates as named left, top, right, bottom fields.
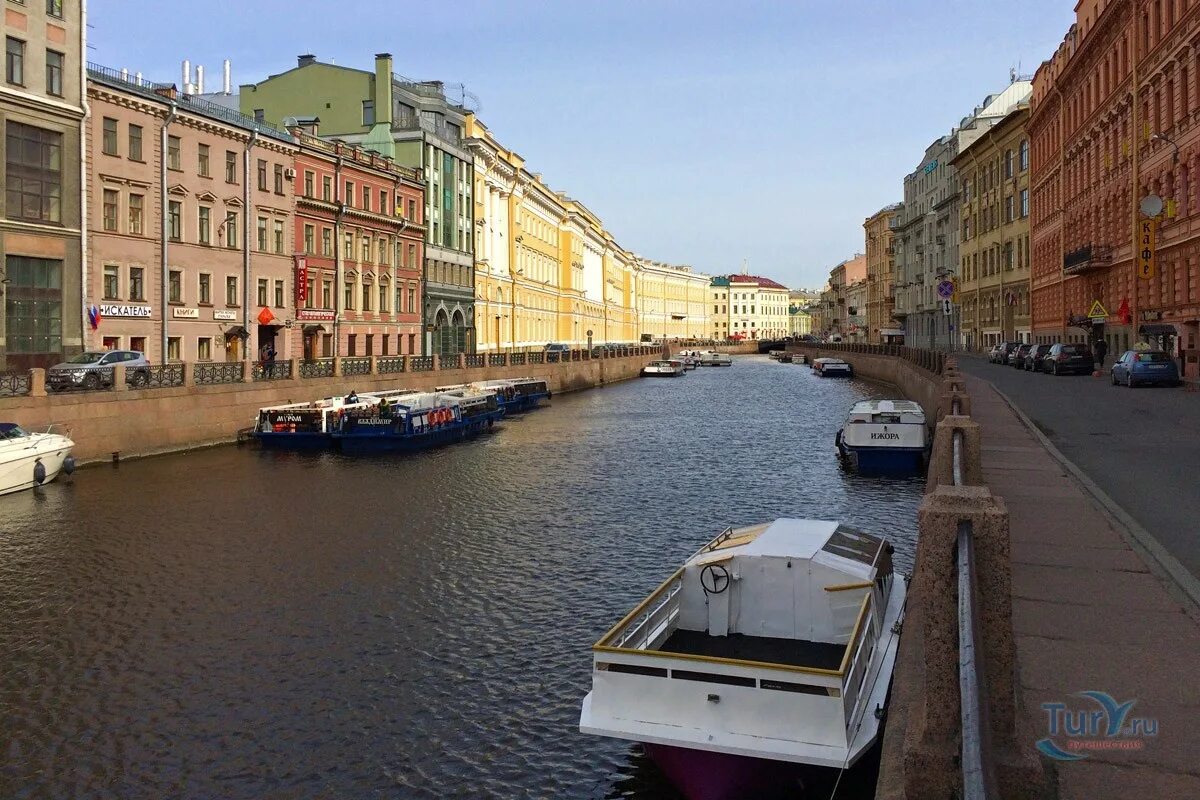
left=302, top=324, right=326, bottom=334
left=223, top=325, right=249, bottom=341
left=1139, top=324, right=1177, bottom=336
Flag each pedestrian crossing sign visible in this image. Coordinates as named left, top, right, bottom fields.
left=1087, top=300, right=1108, bottom=320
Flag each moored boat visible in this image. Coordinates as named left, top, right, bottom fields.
left=697, top=351, right=733, bottom=367
left=469, top=378, right=551, bottom=413
left=252, top=389, right=413, bottom=449
left=579, top=519, right=906, bottom=800
left=812, top=357, right=853, bottom=377
left=0, top=423, right=76, bottom=496
left=836, top=400, right=928, bottom=475
left=331, top=391, right=502, bottom=454
left=768, top=350, right=793, bottom=363
left=641, top=360, right=685, bottom=377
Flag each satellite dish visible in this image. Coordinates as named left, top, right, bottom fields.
left=1140, top=194, right=1164, bottom=217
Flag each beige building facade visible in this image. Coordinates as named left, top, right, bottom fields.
left=864, top=204, right=902, bottom=343
left=2, top=0, right=86, bottom=368
left=634, top=258, right=709, bottom=340
left=952, top=104, right=1031, bottom=348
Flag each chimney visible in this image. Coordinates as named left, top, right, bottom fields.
left=298, top=54, right=316, bottom=67
left=182, top=59, right=190, bottom=93
left=196, top=64, right=205, bottom=94
left=223, top=59, right=231, bottom=94
left=374, top=53, right=394, bottom=126
left=120, top=67, right=128, bottom=81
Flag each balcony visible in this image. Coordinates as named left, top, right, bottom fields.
left=1063, top=244, right=1114, bottom=275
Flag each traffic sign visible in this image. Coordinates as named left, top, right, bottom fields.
left=942, top=299, right=953, bottom=316
left=937, top=280, right=954, bottom=299
left=1087, top=300, right=1109, bottom=320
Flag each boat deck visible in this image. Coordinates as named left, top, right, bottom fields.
left=657, top=629, right=846, bottom=671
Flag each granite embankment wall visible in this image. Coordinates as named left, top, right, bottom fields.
left=1, top=352, right=656, bottom=464
left=785, top=344, right=947, bottom=421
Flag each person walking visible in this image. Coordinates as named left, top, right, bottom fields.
left=1093, top=337, right=1108, bottom=371
left=264, top=344, right=277, bottom=379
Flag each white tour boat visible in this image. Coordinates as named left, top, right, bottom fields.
left=641, top=360, right=685, bottom=377
left=836, top=400, right=929, bottom=475
left=697, top=351, right=733, bottom=367
left=580, top=519, right=906, bottom=800
left=0, top=423, right=76, bottom=496
left=812, top=357, right=853, bottom=377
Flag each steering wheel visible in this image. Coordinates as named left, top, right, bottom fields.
left=700, top=563, right=730, bottom=595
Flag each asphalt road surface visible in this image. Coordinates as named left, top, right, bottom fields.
left=959, top=355, right=1200, bottom=583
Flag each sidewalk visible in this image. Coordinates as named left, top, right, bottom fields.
left=964, top=374, right=1200, bottom=798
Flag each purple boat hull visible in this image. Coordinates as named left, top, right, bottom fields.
left=643, top=743, right=808, bottom=800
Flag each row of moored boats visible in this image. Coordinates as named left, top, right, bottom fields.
left=641, top=349, right=732, bottom=376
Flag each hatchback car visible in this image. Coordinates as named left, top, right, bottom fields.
left=1024, top=343, right=1053, bottom=371
left=1009, top=343, right=1033, bottom=367
left=992, top=341, right=1021, bottom=364
left=1043, top=342, right=1094, bottom=375
left=1110, top=350, right=1181, bottom=387
left=47, top=350, right=152, bottom=391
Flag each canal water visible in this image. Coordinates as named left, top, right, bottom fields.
left=0, top=356, right=923, bottom=800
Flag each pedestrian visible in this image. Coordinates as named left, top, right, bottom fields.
left=345, top=389, right=359, bottom=404
left=1093, top=337, right=1108, bottom=370
left=264, top=344, right=277, bottom=378
left=379, top=396, right=390, bottom=416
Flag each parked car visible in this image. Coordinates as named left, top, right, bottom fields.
left=47, top=350, right=152, bottom=391
left=992, top=341, right=1021, bottom=364
left=1111, top=350, right=1181, bottom=387
left=1024, top=343, right=1053, bottom=371
left=544, top=343, right=570, bottom=354
left=1042, top=342, right=1094, bottom=375
left=1009, top=343, right=1033, bottom=367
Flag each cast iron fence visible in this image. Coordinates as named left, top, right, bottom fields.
left=299, top=359, right=335, bottom=379
left=194, top=362, right=245, bottom=384
left=0, top=371, right=32, bottom=397
left=377, top=356, right=406, bottom=374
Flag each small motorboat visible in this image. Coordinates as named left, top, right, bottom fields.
left=812, top=357, right=853, bottom=377
left=0, top=423, right=76, bottom=496
left=642, top=360, right=685, bottom=377
left=697, top=351, right=733, bottom=367
left=836, top=400, right=928, bottom=475
left=674, top=354, right=698, bottom=370
left=580, top=518, right=906, bottom=800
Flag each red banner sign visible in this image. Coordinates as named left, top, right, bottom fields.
left=295, top=256, right=308, bottom=305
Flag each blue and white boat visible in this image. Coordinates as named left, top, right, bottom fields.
left=835, top=400, right=928, bottom=475
left=252, top=388, right=412, bottom=449
left=332, top=391, right=502, bottom=455
left=437, top=378, right=551, bottom=415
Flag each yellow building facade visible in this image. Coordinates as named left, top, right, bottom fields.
left=633, top=259, right=711, bottom=341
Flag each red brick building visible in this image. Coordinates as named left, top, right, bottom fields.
left=1030, top=0, right=1200, bottom=375
left=291, top=127, right=425, bottom=359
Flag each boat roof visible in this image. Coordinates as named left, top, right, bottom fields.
left=689, top=519, right=884, bottom=579
left=849, top=399, right=924, bottom=416
left=813, top=357, right=846, bottom=364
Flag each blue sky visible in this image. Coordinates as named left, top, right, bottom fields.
left=90, top=1, right=1074, bottom=289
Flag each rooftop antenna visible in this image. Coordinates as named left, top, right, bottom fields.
left=741, top=258, right=749, bottom=275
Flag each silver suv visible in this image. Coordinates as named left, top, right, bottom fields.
left=47, top=350, right=152, bottom=391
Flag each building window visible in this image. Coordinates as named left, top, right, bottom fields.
left=274, top=163, right=284, bottom=194
left=167, top=336, right=181, bottom=362
left=5, top=122, right=62, bottom=223
left=273, top=219, right=284, bottom=253
left=379, top=283, right=389, bottom=312
left=344, top=181, right=354, bottom=207
left=198, top=206, right=211, bottom=244
left=274, top=280, right=284, bottom=308
left=225, top=151, right=237, bottom=183
left=408, top=287, right=415, bottom=313
left=344, top=232, right=354, bottom=259
left=226, top=276, right=238, bottom=306
left=167, top=135, right=181, bottom=170
left=408, top=199, right=416, bottom=220
left=224, top=211, right=237, bottom=248
left=199, top=273, right=211, bottom=304
left=47, top=0, right=64, bottom=18
left=45, top=50, right=63, bottom=96
left=303, top=170, right=314, bottom=197
left=168, top=200, right=182, bottom=240
left=379, top=239, right=388, bottom=264
left=344, top=281, right=355, bottom=310
left=362, top=282, right=372, bottom=312
left=101, top=117, right=119, bottom=155
left=362, top=100, right=375, bottom=126
left=257, top=278, right=268, bottom=306
left=198, top=337, right=212, bottom=361
left=102, top=189, right=118, bottom=231
left=322, top=227, right=332, bottom=256
left=128, top=125, right=143, bottom=161
left=129, top=195, right=144, bottom=236
left=198, top=143, right=210, bottom=176
left=304, top=224, right=315, bottom=254
left=257, top=159, right=267, bottom=191
left=322, top=280, right=332, bottom=309
left=362, top=188, right=371, bottom=212
left=1004, top=149, right=1014, bottom=178
left=305, top=278, right=314, bottom=309
left=103, top=265, right=120, bottom=299
left=129, top=267, right=144, bottom=300
left=1020, top=189, right=1029, bottom=218
left=6, top=37, right=25, bottom=86
left=257, top=217, right=267, bottom=251
left=1019, top=139, right=1029, bottom=171
left=168, top=269, right=182, bottom=302
left=361, top=236, right=371, bottom=263
left=381, top=189, right=388, bottom=214
left=322, top=175, right=332, bottom=201
left=408, top=243, right=416, bottom=267
left=1005, top=196, right=1015, bottom=223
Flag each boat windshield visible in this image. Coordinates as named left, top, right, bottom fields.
left=0, top=424, right=30, bottom=439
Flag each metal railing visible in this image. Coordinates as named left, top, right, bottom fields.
left=141, top=363, right=184, bottom=389
left=0, top=371, right=32, bottom=397
left=299, top=359, right=335, bottom=379
left=377, top=356, right=406, bottom=374
left=341, top=357, right=372, bottom=377
left=487, top=354, right=505, bottom=367
left=510, top=352, right=527, bottom=366
left=253, top=361, right=293, bottom=381
left=464, top=354, right=485, bottom=368
left=409, top=356, right=433, bottom=372
left=194, top=362, right=244, bottom=385
left=528, top=352, right=545, bottom=364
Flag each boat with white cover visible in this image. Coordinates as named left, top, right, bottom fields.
left=836, top=400, right=928, bottom=475
left=697, top=350, right=733, bottom=367
left=0, top=423, right=76, bottom=496
left=252, top=389, right=412, bottom=449
left=580, top=519, right=905, bottom=800
left=641, top=360, right=685, bottom=377
left=812, top=357, right=853, bottom=377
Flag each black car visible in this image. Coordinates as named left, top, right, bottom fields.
left=1008, top=343, right=1033, bottom=367
left=1043, top=342, right=1094, bottom=375
left=1024, top=343, right=1053, bottom=371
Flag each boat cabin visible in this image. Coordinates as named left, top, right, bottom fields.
left=845, top=399, right=924, bottom=426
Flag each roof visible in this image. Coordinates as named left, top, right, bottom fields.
left=722, top=274, right=789, bottom=290
left=849, top=400, right=923, bottom=415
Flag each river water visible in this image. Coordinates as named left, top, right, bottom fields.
left=0, top=355, right=923, bottom=800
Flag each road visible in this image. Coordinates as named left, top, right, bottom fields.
left=958, top=355, right=1200, bottom=584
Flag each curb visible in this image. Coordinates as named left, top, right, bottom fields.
left=985, top=381, right=1200, bottom=614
